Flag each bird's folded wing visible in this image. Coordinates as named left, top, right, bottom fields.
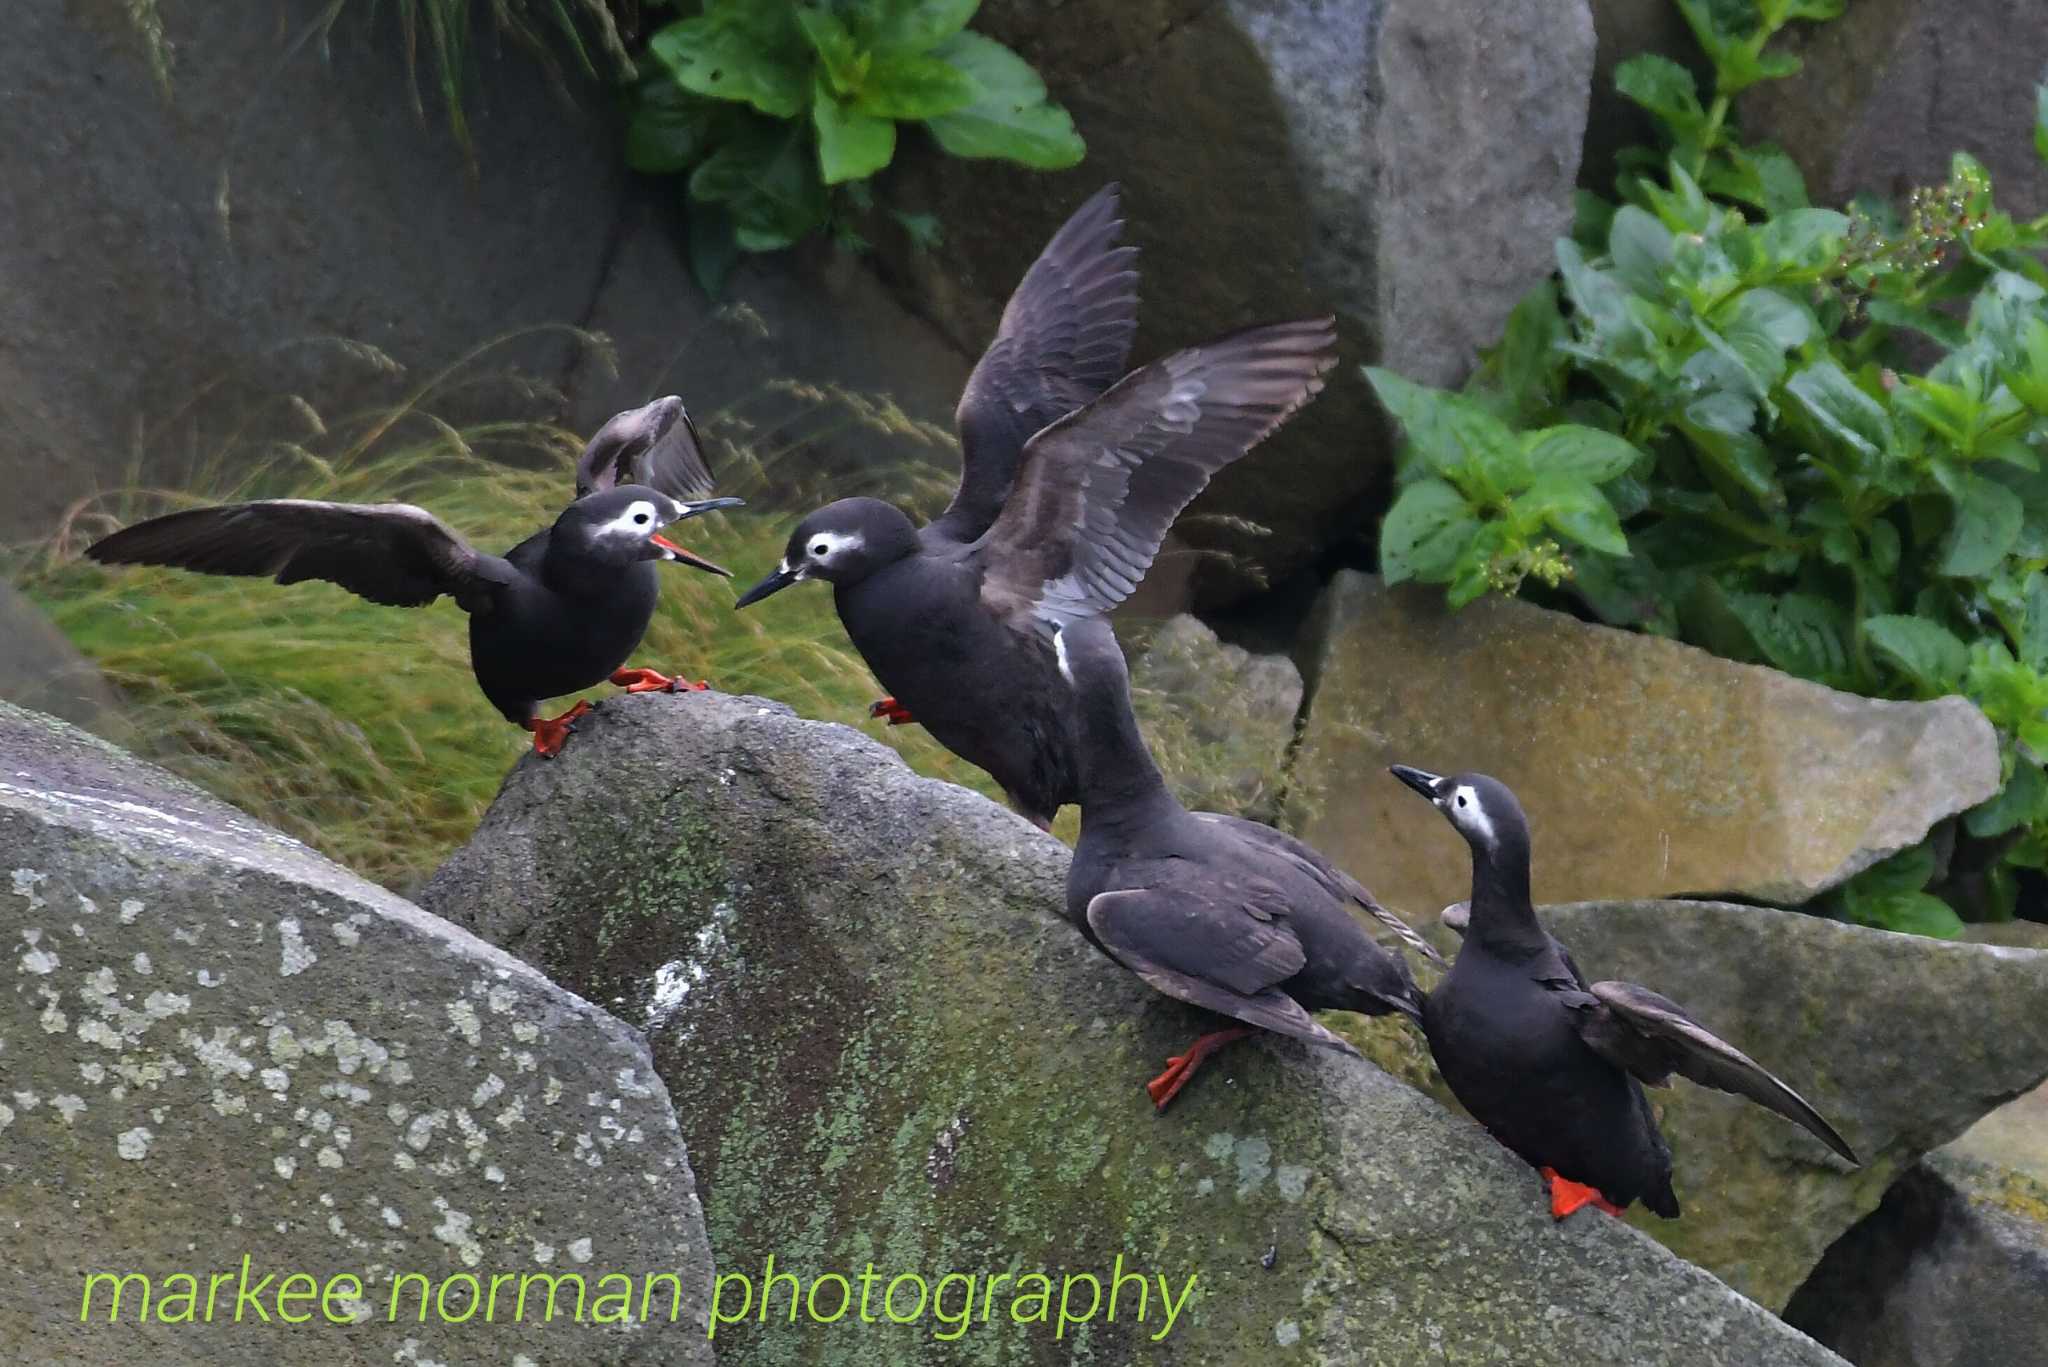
left=1085, top=888, right=1358, bottom=1055
left=977, top=317, right=1337, bottom=638
left=1192, top=813, right=1446, bottom=969
left=86, top=500, right=514, bottom=612
left=1564, top=979, right=1858, bottom=1163
left=945, top=183, right=1140, bottom=541
left=577, top=401, right=717, bottom=500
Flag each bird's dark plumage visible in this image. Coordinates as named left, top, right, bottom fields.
left=1392, top=765, right=1858, bottom=1218
left=576, top=394, right=718, bottom=501
left=85, top=398, right=741, bottom=756
left=1058, top=618, right=1431, bottom=1106
left=736, top=187, right=1335, bottom=826
left=937, top=182, right=1140, bottom=544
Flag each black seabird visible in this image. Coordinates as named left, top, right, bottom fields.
left=734, top=187, right=1336, bottom=826
left=1057, top=618, right=1442, bottom=1107
left=1391, top=765, right=1859, bottom=1218
left=84, top=397, right=741, bottom=758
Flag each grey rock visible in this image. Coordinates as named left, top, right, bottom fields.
left=0, top=583, right=124, bottom=734
left=867, top=0, right=1597, bottom=608
left=1784, top=1154, right=2048, bottom=1367
left=1740, top=0, right=2048, bottom=220
left=1466, top=900, right=2048, bottom=1311
left=422, top=690, right=1842, bottom=1365
left=0, top=703, right=714, bottom=1363
left=0, top=1, right=627, bottom=542
left=1943, top=921, right=2048, bottom=1187
left=1295, top=573, right=2001, bottom=915
left=1127, top=614, right=1302, bottom=822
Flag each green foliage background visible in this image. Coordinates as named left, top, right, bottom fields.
left=1372, top=0, right=2048, bottom=935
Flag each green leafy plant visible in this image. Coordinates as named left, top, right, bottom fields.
left=1370, top=0, right=2048, bottom=935
left=628, top=0, right=1084, bottom=286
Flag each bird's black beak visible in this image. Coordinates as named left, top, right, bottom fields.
left=734, top=564, right=799, bottom=609
left=650, top=497, right=744, bottom=577
left=1390, top=765, right=1444, bottom=802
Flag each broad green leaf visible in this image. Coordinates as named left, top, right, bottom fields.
left=1608, top=206, right=1674, bottom=297
left=1852, top=842, right=1938, bottom=895
left=1520, top=426, right=1641, bottom=483
left=924, top=32, right=1085, bottom=168
left=813, top=81, right=898, bottom=184
left=688, top=118, right=829, bottom=250
left=1866, top=296, right=1968, bottom=349
left=857, top=53, right=978, bottom=118
left=1484, top=281, right=1566, bottom=412
left=1863, top=615, right=1969, bottom=693
left=1722, top=591, right=1856, bottom=683
left=1848, top=889, right=1965, bottom=939
left=1366, top=368, right=1522, bottom=485
left=1515, top=475, right=1630, bottom=556
left=864, top=0, right=980, bottom=53
left=2037, top=81, right=2048, bottom=164
left=1702, top=144, right=1809, bottom=214
left=1755, top=208, right=1851, bottom=275
left=1556, top=240, right=1648, bottom=352
left=1787, top=360, right=1895, bottom=459
left=1933, top=466, right=2025, bottom=577
left=1379, top=479, right=1479, bottom=584
left=626, top=83, right=725, bottom=174
left=2023, top=570, right=2048, bottom=671
left=651, top=12, right=809, bottom=117
left=1613, top=54, right=1703, bottom=131
left=797, top=6, right=868, bottom=95
left=1967, top=756, right=2048, bottom=838
left=1785, top=0, right=1847, bottom=18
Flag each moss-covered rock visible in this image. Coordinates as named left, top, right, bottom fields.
left=1295, top=573, right=1999, bottom=916
left=0, top=702, right=714, bottom=1364
left=424, top=691, right=1843, bottom=1365
left=1410, top=898, right=2048, bottom=1311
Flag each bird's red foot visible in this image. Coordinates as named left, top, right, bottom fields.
left=1144, top=1026, right=1254, bottom=1110
left=611, top=668, right=709, bottom=694
left=525, top=700, right=593, bottom=758
left=868, top=696, right=916, bottom=726
left=1540, top=1167, right=1625, bottom=1219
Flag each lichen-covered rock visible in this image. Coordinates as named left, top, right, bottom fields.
left=0, top=703, right=714, bottom=1364
left=1128, top=614, right=1302, bottom=822
left=868, top=0, right=1597, bottom=608
left=1430, top=900, right=2048, bottom=1311
left=1784, top=1154, right=2048, bottom=1367
left=1295, top=574, right=2000, bottom=914
left=423, top=691, right=1842, bottom=1365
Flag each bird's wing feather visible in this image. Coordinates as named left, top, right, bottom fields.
left=1194, top=813, right=1446, bottom=968
left=1563, top=979, right=1858, bottom=1163
left=977, top=318, right=1337, bottom=637
left=1086, top=889, right=1358, bottom=1054
left=577, top=404, right=717, bottom=500
left=85, top=500, right=511, bottom=612
left=944, top=184, right=1140, bottom=540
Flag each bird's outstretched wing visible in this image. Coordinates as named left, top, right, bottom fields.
left=1085, top=888, right=1358, bottom=1055
left=1562, top=979, right=1858, bottom=1164
left=938, top=184, right=1140, bottom=542
left=978, top=318, right=1337, bottom=637
left=576, top=396, right=717, bottom=501
left=1193, top=813, right=1447, bottom=969
left=86, top=500, right=514, bottom=613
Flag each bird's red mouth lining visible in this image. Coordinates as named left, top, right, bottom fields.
left=649, top=531, right=732, bottom=577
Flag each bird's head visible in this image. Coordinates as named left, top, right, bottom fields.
left=735, top=498, right=919, bottom=607
left=1389, top=766, right=1529, bottom=857
left=556, top=484, right=741, bottom=575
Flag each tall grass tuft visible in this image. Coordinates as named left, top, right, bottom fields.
left=13, top=325, right=997, bottom=890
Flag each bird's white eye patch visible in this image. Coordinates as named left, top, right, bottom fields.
left=804, top=531, right=864, bottom=563
left=1450, top=784, right=1495, bottom=842
left=598, top=499, right=664, bottom=539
